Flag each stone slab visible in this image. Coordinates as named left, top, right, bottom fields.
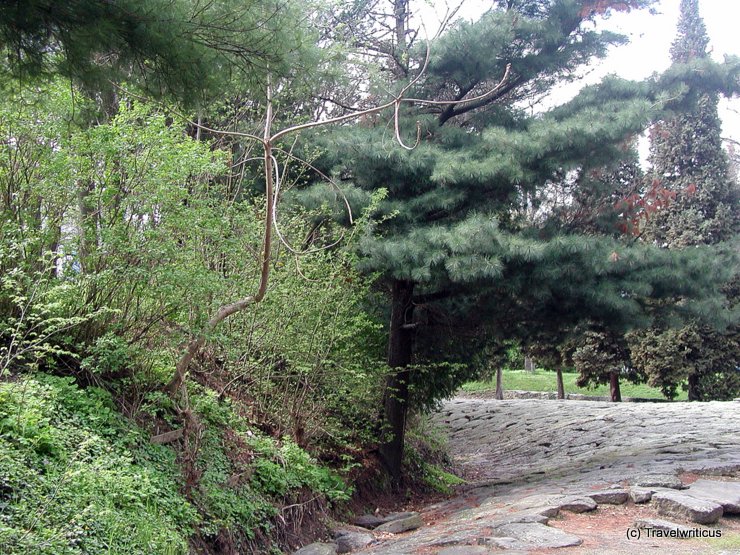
left=586, top=489, right=629, bottom=504
left=335, top=530, right=373, bottom=553
left=652, top=491, right=723, bottom=524
left=353, top=514, right=385, bottom=529
left=374, top=513, right=423, bottom=534
left=490, top=512, right=549, bottom=527
left=629, top=487, right=653, bottom=504
left=437, top=547, right=489, bottom=555
left=381, top=511, right=417, bottom=523
left=509, top=493, right=590, bottom=514
left=632, top=475, right=685, bottom=490
left=293, top=543, right=337, bottom=555
left=684, top=479, right=740, bottom=513
left=557, top=495, right=597, bottom=513
left=491, top=523, right=583, bottom=548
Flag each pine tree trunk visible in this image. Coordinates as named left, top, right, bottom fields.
left=495, top=366, right=504, bottom=400
left=524, top=356, right=534, bottom=373
left=609, top=371, right=622, bottom=402
left=556, top=367, right=565, bottom=400
left=687, top=373, right=701, bottom=401
left=379, top=279, right=415, bottom=487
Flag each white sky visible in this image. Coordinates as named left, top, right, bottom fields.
left=418, top=0, right=740, bottom=143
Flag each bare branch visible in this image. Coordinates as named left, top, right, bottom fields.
left=169, top=40, right=513, bottom=396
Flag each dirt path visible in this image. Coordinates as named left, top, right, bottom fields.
left=357, top=396, right=740, bottom=554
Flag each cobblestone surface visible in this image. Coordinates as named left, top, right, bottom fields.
left=356, top=397, right=740, bottom=554
left=434, top=397, right=740, bottom=487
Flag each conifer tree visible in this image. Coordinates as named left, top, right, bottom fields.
left=0, top=0, right=306, bottom=106
left=302, top=0, right=739, bottom=482
left=642, top=0, right=738, bottom=247
left=632, top=0, right=740, bottom=401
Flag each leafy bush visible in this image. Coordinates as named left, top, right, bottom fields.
left=403, top=415, right=463, bottom=494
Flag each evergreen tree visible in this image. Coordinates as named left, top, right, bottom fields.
left=303, top=0, right=739, bottom=482
left=0, top=0, right=307, bottom=106
left=642, top=1, right=738, bottom=247
left=632, top=0, right=740, bottom=401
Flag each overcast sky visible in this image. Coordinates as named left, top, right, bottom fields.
left=419, top=0, right=740, bottom=143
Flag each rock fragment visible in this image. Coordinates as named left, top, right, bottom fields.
left=652, top=491, right=723, bottom=524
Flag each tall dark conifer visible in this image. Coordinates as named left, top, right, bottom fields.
left=633, top=0, right=740, bottom=401
left=642, top=0, right=738, bottom=247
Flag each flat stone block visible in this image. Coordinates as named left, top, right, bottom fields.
left=437, top=547, right=489, bottom=555
left=335, top=530, right=374, bottom=553
left=632, top=475, right=685, bottom=490
left=557, top=496, right=597, bottom=513
left=653, top=491, right=723, bottom=524
left=381, top=511, right=417, bottom=523
left=629, top=487, right=653, bottom=504
left=491, top=512, right=549, bottom=527
left=353, top=514, right=385, bottom=529
left=374, top=513, right=423, bottom=534
left=492, top=523, right=583, bottom=548
left=685, top=479, right=740, bottom=513
left=586, top=489, right=629, bottom=504
left=293, top=543, right=338, bottom=555
left=634, top=518, right=693, bottom=533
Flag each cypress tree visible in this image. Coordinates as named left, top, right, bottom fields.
left=632, top=0, right=740, bottom=401
left=642, top=0, right=738, bottom=247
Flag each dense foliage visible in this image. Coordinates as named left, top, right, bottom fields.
left=0, top=0, right=738, bottom=551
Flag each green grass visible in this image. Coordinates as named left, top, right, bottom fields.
left=462, top=369, right=688, bottom=400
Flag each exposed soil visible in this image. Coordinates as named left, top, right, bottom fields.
left=546, top=502, right=740, bottom=555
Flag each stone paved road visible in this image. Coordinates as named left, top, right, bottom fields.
left=435, top=397, right=740, bottom=487
left=356, top=397, right=740, bottom=554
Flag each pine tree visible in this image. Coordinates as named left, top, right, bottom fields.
left=301, top=0, right=739, bottom=483
left=632, top=0, right=740, bottom=401
left=0, top=0, right=306, bottom=106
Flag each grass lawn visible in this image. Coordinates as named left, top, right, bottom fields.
left=462, top=369, right=688, bottom=401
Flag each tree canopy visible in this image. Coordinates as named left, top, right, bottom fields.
left=0, top=0, right=314, bottom=105
left=295, top=0, right=739, bottom=482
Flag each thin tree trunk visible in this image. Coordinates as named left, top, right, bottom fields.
left=495, top=366, right=504, bottom=400
left=687, top=373, right=700, bottom=401
left=609, top=371, right=622, bottom=402
left=393, top=0, right=409, bottom=76
left=76, top=180, right=96, bottom=274
left=47, top=223, right=62, bottom=278
left=524, top=356, right=534, bottom=373
left=556, top=366, right=565, bottom=400
left=167, top=79, right=276, bottom=396
left=378, top=279, right=415, bottom=487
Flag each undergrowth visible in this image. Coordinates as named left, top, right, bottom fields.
left=0, top=375, right=195, bottom=554
left=0, top=375, right=352, bottom=554
left=404, top=415, right=464, bottom=496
